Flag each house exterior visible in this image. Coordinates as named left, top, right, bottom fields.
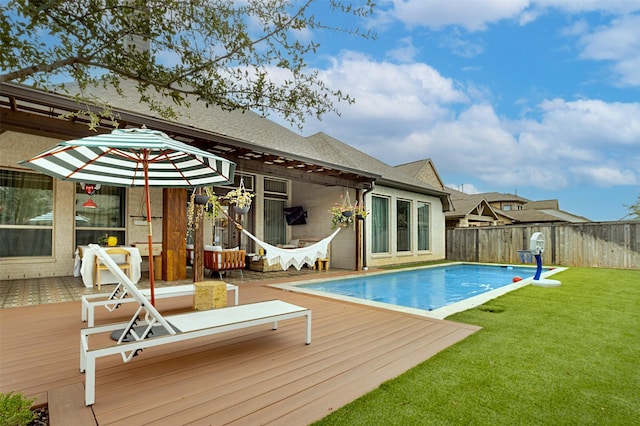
left=0, top=82, right=452, bottom=280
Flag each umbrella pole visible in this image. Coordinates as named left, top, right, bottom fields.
left=143, top=161, right=156, bottom=306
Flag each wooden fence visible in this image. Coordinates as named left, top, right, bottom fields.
left=446, top=221, right=640, bottom=269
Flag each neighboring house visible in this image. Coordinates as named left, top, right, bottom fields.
left=499, top=199, right=591, bottom=224
left=396, top=159, right=590, bottom=228
left=444, top=189, right=502, bottom=228
left=0, top=82, right=452, bottom=280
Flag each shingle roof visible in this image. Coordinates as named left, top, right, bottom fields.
left=306, top=133, right=449, bottom=196
left=481, top=192, right=531, bottom=203
left=55, top=80, right=450, bottom=199
left=394, top=159, right=446, bottom=191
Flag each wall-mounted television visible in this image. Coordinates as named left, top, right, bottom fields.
left=284, top=206, right=307, bottom=225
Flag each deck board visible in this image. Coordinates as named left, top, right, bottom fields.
left=1, top=282, right=479, bottom=425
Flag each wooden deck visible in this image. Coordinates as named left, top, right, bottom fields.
left=0, top=281, right=480, bottom=425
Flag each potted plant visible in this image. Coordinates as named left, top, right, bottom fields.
left=224, top=181, right=254, bottom=214
left=329, top=204, right=354, bottom=229
left=98, top=233, right=109, bottom=246
left=187, top=187, right=221, bottom=239
left=354, top=203, right=369, bottom=220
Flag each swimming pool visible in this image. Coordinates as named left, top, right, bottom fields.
left=272, top=263, right=567, bottom=319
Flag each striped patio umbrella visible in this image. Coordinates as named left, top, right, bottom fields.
left=20, top=127, right=236, bottom=304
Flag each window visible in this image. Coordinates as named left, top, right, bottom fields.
left=417, top=202, right=430, bottom=251
left=0, top=169, right=53, bottom=257
left=371, top=195, right=389, bottom=253
left=221, top=173, right=254, bottom=192
left=263, top=178, right=288, bottom=246
left=396, top=199, right=411, bottom=252
left=264, top=178, right=287, bottom=195
left=264, top=198, right=286, bottom=245
left=75, top=184, right=126, bottom=245
left=503, top=204, right=512, bottom=211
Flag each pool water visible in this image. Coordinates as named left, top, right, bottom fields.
left=275, top=263, right=565, bottom=319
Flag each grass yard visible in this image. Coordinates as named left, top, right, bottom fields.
left=314, top=267, right=640, bottom=425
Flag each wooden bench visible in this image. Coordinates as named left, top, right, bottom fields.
left=81, top=283, right=239, bottom=327
left=80, top=245, right=311, bottom=406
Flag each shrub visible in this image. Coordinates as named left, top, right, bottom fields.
left=0, top=391, right=36, bottom=426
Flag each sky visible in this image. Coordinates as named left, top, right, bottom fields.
left=5, top=0, right=638, bottom=221
left=276, top=0, right=640, bottom=222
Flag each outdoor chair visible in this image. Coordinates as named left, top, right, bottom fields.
left=80, top=244, right=311, bottom=406
left=204, top=248, right=246, bottom=279
left=94, top=247, right=132, bottom=290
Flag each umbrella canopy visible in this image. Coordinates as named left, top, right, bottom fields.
left=20, top=127, right=236, bottom=304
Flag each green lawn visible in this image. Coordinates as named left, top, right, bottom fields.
left=315, top=267, right=640, bottom=425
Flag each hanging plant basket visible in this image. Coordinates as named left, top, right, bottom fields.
left=224, top=178, right=254, bottom=213
left=329, top=191, right=360, bottom=229
left=234, top=205, right=250, bottom=215
left=194, top=194, right=209, bottom=205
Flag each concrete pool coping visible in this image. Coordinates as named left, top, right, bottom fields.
left=270, top=262, right=569, bottom=320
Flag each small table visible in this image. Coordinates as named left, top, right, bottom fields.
left=193, top=281, right=228, bottom=311
left=314, top=258, right=330, bottom=271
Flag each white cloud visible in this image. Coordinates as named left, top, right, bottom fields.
left=577, top=14, right=640, bottom=86
left=300, top=53, right=640, bottom=190
left=533, top=0, right=640, bottom=15
left=312, top=51, right=468, bottom=124
left=390, top=0, right=530, bottom=31
left=446, top=183, right=481, bottom=194
left=570, top=165, right=638, bottom=186
left=387, top=0, right=640, bottom=33
left=436, top=29, right=485, bottom=58
left=386, top=37, right=419, bottom=63
left=536, top=98, right=640, bottom=147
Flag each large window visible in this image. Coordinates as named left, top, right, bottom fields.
left=263, top=178, right=288, bottom=246
left=396, top=199, right=411, bottom=252
left=75, top=184, right=126, bottom=245
left=0, top=169, right=53, bottom=257
left=371, top=195, right=389, bottom=253
left=417, top=202, right=430, bottom=251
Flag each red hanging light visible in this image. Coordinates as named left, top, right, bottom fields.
left=82, top=198, right=98, bottom=209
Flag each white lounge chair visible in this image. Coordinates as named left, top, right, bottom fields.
left=80, top=244, right=312, bottom=406
left=81, top=282, right=239, bottom=327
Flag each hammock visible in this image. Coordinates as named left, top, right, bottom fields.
left=242, top=228, right=341, bottom=271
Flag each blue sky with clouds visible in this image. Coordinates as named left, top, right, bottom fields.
left=281, top=0, right=640, bottom=221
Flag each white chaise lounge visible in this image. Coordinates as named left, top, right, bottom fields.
left=80, top=244, right=312, bottom=406
left=81, top=282, right=239, bottom=327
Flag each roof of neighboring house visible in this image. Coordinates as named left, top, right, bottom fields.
left=481, top=192, right=531, bottom=204
left=523, top=199, right=559, bottom=210
left=499, top=209, right=569, bottom=223
left=443, top=187, right=590, bottom=224
left=444, top=188, right=499, bottom=220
